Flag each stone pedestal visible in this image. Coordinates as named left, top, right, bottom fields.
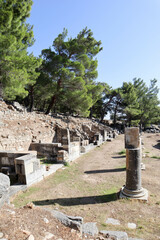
left=120, top=127, right=148, bottom=201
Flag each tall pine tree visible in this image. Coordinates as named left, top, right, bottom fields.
left=0, top=0, right=41, bottom=100
left=37, top=28, right=103, bottom=116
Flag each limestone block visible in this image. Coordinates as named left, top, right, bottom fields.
left=57, top=150, right=69, bottom=162
left=100, top=230, right=128, bottom=239
left=15, top=154, right=37, bottom=175
left=50, top=209, right=83, bottom=233
left=72, top=136, right=80, bottom=142
left=81, top=140, right=89, bottom=146
left=0, top=173, right=10, bottom=207
left=25, top=166, right=44, bottom=186
left=82, top=222, right=98, bottom=236
left=25, top=162, right=34, bottom=175
left=1, top=157, right=9, bottom=165
left=69, top=142, right=80, bottom=161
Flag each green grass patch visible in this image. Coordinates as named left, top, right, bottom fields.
left=13, top=186, right=40, bottom=208
left=64, top=162, right=70, bottom=167
left=101, top=223, right=107, bottom=227
left=118, top=149, right=126, bottom=155
left=48, top=162, right=80, bottom=185
left=99, top=187, right=118, bottom=202
left=118, top=164, right=126, bottom=169
left=151, top=156, right=160, bottom=159
left=40, top=157, right=55, bottom=166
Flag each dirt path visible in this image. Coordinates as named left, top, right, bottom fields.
left=12, top=133, right=160, bottom=240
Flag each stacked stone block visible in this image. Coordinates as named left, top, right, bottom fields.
left=15, top=154, right=44, bottom=186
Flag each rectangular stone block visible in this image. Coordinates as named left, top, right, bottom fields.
left=81, top=140, right=89, bottom=146
left=125, top=127, right=140, bottom=149
left=25, top=162, right=34, bottom=175
left=1, top=157, right=9, bottom=165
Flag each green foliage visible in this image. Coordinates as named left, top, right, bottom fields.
left=90, top=83, right=115, bottom=120
left=133, top=78, right=160, bottom=127
left=151, top=156, right=160, bottom=159
left=118, top=149, right=126, bottom=155
left=35, top=27, right=103, bottom=116
left=100, top=187, right=118, bottom=202
left=120, top=82, right=140, bottom=126
left=0, top=0, right=42, bottom=100
left=63, top=162, right=70, bottom=167
left=109, top=79, right=159, bottom=127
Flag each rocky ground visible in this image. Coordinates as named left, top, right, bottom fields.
left=0, top=203, right=82, bottom=240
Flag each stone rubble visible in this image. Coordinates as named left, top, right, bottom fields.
left=127, top=223, right=137, bottom=229
left=0, top=204, right=144, bottom=240
left=0, top=173, right=10, bottom=208
left=106, top=218, right=120, bottom=225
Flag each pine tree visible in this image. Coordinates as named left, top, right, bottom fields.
left=0, top=0, right=41, bottom=100
left=37, top=28, right=103, bottom=116
left=120, top=82, right=140, bottom=126
left=133, top=78, right=160, bottom=127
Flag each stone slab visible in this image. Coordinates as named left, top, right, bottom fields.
left=82, top=222, right=98, bottom=236
left=43, top=164, right=63, bottom=177
left=106, top=218, right=120, bottom=225
left=100, top=230, right=128, bottom=240
left=128, top=238, right=143, bottom=240
left=119, top=187, right=148, bottom=202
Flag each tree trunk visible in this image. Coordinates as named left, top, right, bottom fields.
left=89, top=107, right=93, bottom=119
left=113, top=104, right=118, bottom=128
left=45, top=95, right=56, bottom=114
left=45, top=78, right=62, bottom=114
left=29, top=86, right=34, bottom=112
left=100, top=110, right=105, bottom=122
left=0, top=82, right=3, bottom=99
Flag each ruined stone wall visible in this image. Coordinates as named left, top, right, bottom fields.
left=0, top=101, right=55, bottom=151
left=0, top=101, right=113, bottom=152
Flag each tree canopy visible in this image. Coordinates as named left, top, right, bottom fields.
left=35, top=28, right=104, bottom=116
left=92, top=78, right=160, bottom=127
left=0, top=0, right=41, bottom=100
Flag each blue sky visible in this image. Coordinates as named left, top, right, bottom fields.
left=28, top=0, right=160, bottom=99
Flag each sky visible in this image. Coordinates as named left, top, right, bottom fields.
left=28, top=0, right=160, bottom=100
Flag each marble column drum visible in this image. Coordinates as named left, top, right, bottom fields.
left=120, top=127, right=148, bottom=201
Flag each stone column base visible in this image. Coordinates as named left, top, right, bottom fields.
left=119, top=186, right=148, bottom=202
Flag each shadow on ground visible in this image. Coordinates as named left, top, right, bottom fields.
left=153, top=141, right=160, bottom=150
left=33, top=192, right=119, bottom=206
left=84, top=168, right=126, bottom=174
left=112, top=156, right=126, bottom=159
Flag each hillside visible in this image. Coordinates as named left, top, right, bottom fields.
left=0, top=101, right=111, bottom=152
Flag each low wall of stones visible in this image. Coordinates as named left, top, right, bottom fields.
left=0, top=151, right=37, bottom=183
left=29, top=143, right=62, bottom=161
left=0, top=101, right=55, bottom=152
